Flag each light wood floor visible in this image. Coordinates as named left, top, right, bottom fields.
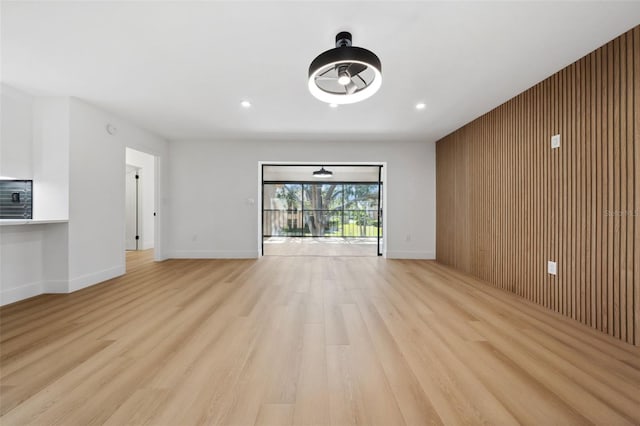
left=1, top=252, right=639, bottom=425
left=125, top=248, right=156, bottom=270
left=263, top=237, right=377, bottom=257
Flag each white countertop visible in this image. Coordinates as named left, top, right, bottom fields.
left=0, top=219, right=68, bottom=226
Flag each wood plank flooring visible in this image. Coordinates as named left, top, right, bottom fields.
left=1, top=251, right=639, bottom=425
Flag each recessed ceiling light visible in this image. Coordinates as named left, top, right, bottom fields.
left=415, top=102, right=426, bottom=110
left=329, top=103, right=338, bottom=108
left=241, top=100, right=251, bottom=108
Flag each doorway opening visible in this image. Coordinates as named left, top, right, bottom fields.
left=260, top=164, right=384, bottom=257
left=125, top=148, right=156, bottom=259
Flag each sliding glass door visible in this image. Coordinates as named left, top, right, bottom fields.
left=262, top=179, right=383, bottom=255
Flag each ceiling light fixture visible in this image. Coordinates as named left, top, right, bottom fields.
left=241, top=100, right=251, bottom=108
left=415, top=102, right=426, bottom=110
left=312, top=167, right=333, bottom=178
left=308, top=32, right=382, bottom=105
left=337, top=71, right=351, bottom=86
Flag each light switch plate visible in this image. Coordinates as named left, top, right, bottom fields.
left=551, top=134, right=561, bottom=149
left=547, top=261, right=557, bottom=275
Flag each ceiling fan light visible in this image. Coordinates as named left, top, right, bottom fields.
left=308, top=32, right=382, bottom=105
left=308, top=61, right=381, bottom=105
left=337, top=74, right=351, bottom=85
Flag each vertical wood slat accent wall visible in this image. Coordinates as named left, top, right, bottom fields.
left=435, top=26, right=639, bottom=345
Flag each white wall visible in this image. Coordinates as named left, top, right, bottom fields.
left=0, top=86, right=169, bottom=304
left=67, top=98, right=169, bottom=291
left=1, top=86, right=69, bottom=220
left=0, top=84, right=33, bottom=179
left=167, top=139, right=436, bottom=259
left=1, top=85, right=39, bottom=304
left=67, top=99, right=126, bottom=290
left=41, top=223, right=69, bottom=293
left=32, top=98, right=69, bottom=220
left=0, top=225, right=44, bottom=303
left=126, top=147, right=155, bottom=249
left=0, top=86, right=70, bottom=304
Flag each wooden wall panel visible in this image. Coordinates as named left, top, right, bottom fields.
left=435, top=26, right=639, bottom=345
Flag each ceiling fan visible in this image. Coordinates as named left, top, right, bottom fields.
left=308, top=32, right=382, bottom=105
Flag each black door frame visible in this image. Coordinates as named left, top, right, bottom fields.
left=260, top=163, right=384, bottom=256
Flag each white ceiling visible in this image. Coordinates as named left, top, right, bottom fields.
left=2, top=1, right=639, bottom=143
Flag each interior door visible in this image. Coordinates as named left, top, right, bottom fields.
left=125, top=166, right=138, bottom=250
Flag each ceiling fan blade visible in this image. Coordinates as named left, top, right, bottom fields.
left=347, top=63, right=367, bottom=77
left=345, top=81, right=358, bottom=94
left=315, top=76, right=338, bottom=81
left=318, top=67, right=336, bottom=78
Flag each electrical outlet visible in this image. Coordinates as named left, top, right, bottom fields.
left=551, top=134, right=560, bottom=149
left=547, top=261, right=557, bottom=275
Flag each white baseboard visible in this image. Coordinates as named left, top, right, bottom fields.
left=1, top=265, right=127, bottom=305
left=0, top=281, right=43, bottom=306
left=68, top=264, right=125, bottom=292
left=142, top=241, right=154, bottom=250
left=386, top=251, right=435, bottom=260
left=169, top=250, right=258, bottom=259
